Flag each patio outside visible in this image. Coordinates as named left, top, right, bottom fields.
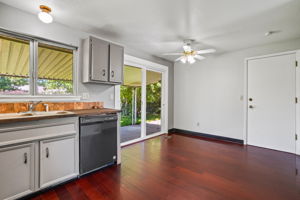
left=120, top=66, right=162, bottom=143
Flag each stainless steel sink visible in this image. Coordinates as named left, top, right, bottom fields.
left=19, top=113, right=34, bottom=116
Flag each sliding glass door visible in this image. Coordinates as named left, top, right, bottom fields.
left=120, top=66, right=142, bottom=143
left=119, top=63, right=166, bottom=145
left=146, top=70, right=162, bottom=136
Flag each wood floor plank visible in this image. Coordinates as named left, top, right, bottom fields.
left=40, top=189, right=60, bottom=200
left=65, top=181, right=89, bottom=200
left=76, top=178, right=107, bottom=200
left=28, top=133, right=300, bottom=200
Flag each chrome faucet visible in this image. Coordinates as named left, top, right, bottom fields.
left=28, top=101, right=42, bottom=112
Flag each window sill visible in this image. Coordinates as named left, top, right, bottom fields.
left=0, top=95, right=82, bottom=102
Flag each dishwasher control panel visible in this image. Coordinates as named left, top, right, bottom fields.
left=80, top=114, right=118, bottom=124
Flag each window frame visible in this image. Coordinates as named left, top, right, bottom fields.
left=0, top=29, right=79, bottom=101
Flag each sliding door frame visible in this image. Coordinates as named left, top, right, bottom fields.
left=115, top=55, right=169, bottom=147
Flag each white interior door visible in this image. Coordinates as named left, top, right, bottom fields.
left=247, top=53, right=296, bottom=153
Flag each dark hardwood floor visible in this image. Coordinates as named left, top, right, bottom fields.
left=28, top=133, right=300, bottom=200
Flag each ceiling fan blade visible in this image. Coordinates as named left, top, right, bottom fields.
left=195, top=55, right=206, bottom=60
left=196, top=49, right=216, bottom=54
left=175, top=56, right=184, bottom=62
left=162, top=53, right=183, bottom=56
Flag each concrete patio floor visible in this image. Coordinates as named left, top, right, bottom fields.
left=120, top=121, right=161, bottom=143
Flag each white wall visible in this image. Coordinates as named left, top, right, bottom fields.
left=0, top=3, right=174, bottom=128
left=174, top=38, right=300, bottom=140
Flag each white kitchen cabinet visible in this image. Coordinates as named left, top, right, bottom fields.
left=90, top=37, right=110, bottom=82
left=109, top=43, right=124, bottom=83
left=0, top=143, right=35, bottom=200
left=0, top=117, right=79, bottom=199
left=40, top=136, right=77, bottom=188
left=82, top=36, right=124, bottom=84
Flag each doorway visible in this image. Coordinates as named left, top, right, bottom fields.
left=119, top=65, right=142, bottom=143
left=116, top=55, right=168, bottom=146
left=246, top=52, right=297, bottom=153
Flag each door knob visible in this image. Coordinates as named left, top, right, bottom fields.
left=249, top=105, right=254, bottom=109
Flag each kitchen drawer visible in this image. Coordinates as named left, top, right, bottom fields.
left=0, top=118, right=77, bottom=147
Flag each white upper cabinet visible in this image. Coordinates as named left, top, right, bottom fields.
left=91, top=38, right=110, bottom=82
left=0, top=143, right=35, bottom=200
left=83, top=36, right=124, bottom=84
left=109, top=43, right=124, bottom=83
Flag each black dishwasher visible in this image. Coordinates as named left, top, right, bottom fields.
left=79, top=114, right=117, bottom=175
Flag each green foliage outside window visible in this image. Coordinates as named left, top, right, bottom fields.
left=121, top=81, right=161, bottom=127
left=37, top=79, right=73, bottom=95
left=0, top=76, right=29, bottom=94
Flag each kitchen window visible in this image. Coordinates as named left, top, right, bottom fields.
left=0, top=35, right=30, bottom=95
left=37, top=43, right=74, bottom=95
left=0, top=31, right=77, bottom=97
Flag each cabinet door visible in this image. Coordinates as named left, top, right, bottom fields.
left=0, top=143, right=35, bottom=200
left=109, top=43, right=124, bottom=83
left=90, top=37, right=109, bottom=82
left=40, top=136, right=77, bottom=188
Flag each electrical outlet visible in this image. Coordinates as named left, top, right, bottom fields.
left=82, top=92, right=90, bottom=100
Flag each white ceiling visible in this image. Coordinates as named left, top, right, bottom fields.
left=1, top=0, right=300, bottom=61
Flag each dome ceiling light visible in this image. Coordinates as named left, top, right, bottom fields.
left=38, top=5, right=53, bottom=24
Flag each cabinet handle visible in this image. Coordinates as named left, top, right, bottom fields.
left=24, top=152, right=27, bottom=164
left=46, top=147, right=49, bottom=158
left=111, top=70, right=114, bottom=78
left=102, top=69, right=106, bottom=76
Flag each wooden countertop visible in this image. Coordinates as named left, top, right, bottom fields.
left=0, top=108, right=121, bottom=124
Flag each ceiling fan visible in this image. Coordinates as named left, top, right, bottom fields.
left=163, top=39, right=216, bottom=64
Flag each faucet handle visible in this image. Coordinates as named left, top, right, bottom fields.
left=43, top=104, right=49, bottom=112
left=28, top=101, right=42, bottom=112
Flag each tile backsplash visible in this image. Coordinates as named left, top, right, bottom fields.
left=0, top=102, right=103, bottom=113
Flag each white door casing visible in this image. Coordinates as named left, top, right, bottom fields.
left=247, top=52, right=296, bottom=153
left=296, top=50, right=300, bottom=155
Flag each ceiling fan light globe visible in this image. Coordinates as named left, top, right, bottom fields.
left=187, top=55, right=193, bottom=62
left=188, top=56, right=196, bottom=64
left=180, top=57, right=187, bottom=63
left=183, top=45, right=191, bottom=52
